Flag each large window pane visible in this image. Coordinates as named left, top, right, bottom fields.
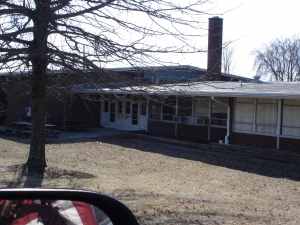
left=256, top=104, right=277, bottom=125
left=211, top=97, right=228, bottom=127
left=162, top=98, right=176, bottom=121
left=255, top=100, right=277, bottom=134
left=282, top=127, right=300, bottom=136
left=282, top=106, right=300, bottom=127
left=234, top=102, right=254, bottom=131
left=178, top=97, right=192, bottom=117
left=282, top=100, right=300, bottom=136
left=149, top=100, right=161, bottom=120
left=234, top=103, right=254, bottom=123
left=118, top=101, right=123, bottom=113
left=193, top=97, right=209, bottom=117
left=234, top=123, right=252, bottom=131
left=211, top=102, right=227, bottom=119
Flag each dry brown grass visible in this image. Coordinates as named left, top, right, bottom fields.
left=0, top=134, right=300, bottom=224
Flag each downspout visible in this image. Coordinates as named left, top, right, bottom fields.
left=211, top=96, right=230, bottom=145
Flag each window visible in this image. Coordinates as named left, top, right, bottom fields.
left=256, top=98, right=277, bottom=133
left=234, top=98, right=254, bottom=131
left=132, top=103, right=138, bottom=125
left=211, top=97, right=228, bottom=127
left=141, top=103, right=147, bottom=115
left=110, top=103, right=115, bottom=122
left=162, top=97, right=176, bottom=121
left=140, top=97, right=147, bottom=116
left=104, top=101, right=108, bottom=112
left=193, top=97, right=209, bottom=117
left=126, top=101, right=130, bottom=114
left=282, top=99, right=300, bottom=136
left=149, top=100, right=161, bottom=120
left=117, top=101, right=123, bottom=113
left=233, top=98, right=279, bottom=134
left=178, top=97, right=192, bottom=117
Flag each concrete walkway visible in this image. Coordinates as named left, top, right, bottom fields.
left=0, top=125, right=123, bottom=140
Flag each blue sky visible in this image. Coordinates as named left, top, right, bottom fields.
left=193, top=0, right=300, bottom=78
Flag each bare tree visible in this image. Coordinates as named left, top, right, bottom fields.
left=0, top=0, right=214, bottom=167
left=222, top=41, right=236, bottom=74
left=252, top=36, right=300, bottom=81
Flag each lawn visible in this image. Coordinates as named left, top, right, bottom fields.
left=0, top=134, right=300, bottom=224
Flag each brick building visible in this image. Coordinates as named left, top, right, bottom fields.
left=74, top=78, right=300, bottom=153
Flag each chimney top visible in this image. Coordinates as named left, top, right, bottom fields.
left=207, top=17, right=223, bottom=81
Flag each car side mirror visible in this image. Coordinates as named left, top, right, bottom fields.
left=0, top=188, right=139, bottom=225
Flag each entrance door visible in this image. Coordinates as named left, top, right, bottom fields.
left=109, top=102, right=116, bottom=123
left=139, top=103, right=147, bottom=130
left=131, top=103, right=139, bottom=126
left=129, top=102, right=139, bottom=130
left=102, top=98, right=147, bottom=131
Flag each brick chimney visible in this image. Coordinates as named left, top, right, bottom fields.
left=207, top=17, right=223, bottom=81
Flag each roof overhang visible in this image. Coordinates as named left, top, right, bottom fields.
left=73, top=81, right=300, bottom=99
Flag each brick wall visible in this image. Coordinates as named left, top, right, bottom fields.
left=231, top=132, right=277, bottom=149
left=46, top=93, right=101, bottom=127
left=148, top=121, right=175, bottom=136
left=177, top=124, right=208, bottom=142
left=280, top=137, right=300, bottom=153
left=210, top=127, right=227, bottom=143
left=2, top=77, right=29, bottom=125
left=1, top=75, right=101, bottom=127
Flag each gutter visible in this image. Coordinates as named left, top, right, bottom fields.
left=211, top=96, right=230, bottom=145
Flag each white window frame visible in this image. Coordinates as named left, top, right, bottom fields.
left=193, top=97, right=210, bottom=126
left=233, top=98, right=254, bottom=132
left=233, top=98, right=279, bottom=135
left=281, top=99, right=300, bottom=137
left=210, top=97, right=228, bottom=128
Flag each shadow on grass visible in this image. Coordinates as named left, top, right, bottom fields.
left=1, top=130, right=300, bottom=181
left=1, top=164, right=45, bottom=188
left=77, top=134, right=300, bottom=182
left=0, top=164, right=95, bottom=188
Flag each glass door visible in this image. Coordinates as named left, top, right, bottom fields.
left=109, top=103, right=115, bottom=122
left=131, top=103, right=138, bottom=125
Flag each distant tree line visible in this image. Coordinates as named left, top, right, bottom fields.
left=252, top=36, right=300, bottom=81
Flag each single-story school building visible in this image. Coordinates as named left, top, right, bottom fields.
left=74, top=78, right=300, bottom=154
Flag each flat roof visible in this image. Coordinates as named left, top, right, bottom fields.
left=0, top=66, right=251, bottom=81
left=73, top=81, right=300, bottom=99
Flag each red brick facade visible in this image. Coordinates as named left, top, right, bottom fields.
left=231, top=132, right=277, bottom=149
left=148, top=121, right=176, bottom=136
left=1, top=75, right=101, bottom=127
left=210, top=127, right=227, bottom=143
left=148, top=121, right=227, bottom=144
left=279, top=137, right=300, bottom=153
left=177, top=123, right=208, bottom=142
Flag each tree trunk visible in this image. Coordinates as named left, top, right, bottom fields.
left=26, top=0, right=50, bottom=167
left=26, top=68, right=47, bottom=167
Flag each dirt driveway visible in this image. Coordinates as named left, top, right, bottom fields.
left=0, top=134, right=300, bottom=224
